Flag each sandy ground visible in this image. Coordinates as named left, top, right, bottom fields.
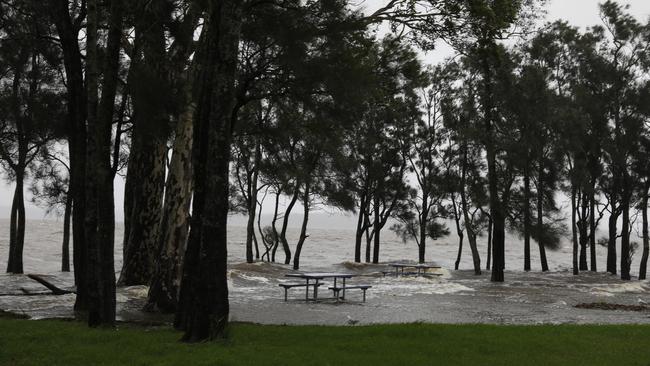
left=2, top=262, right=650, bottom=326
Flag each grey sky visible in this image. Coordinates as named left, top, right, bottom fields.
left=1, top=0, right=649, bottom=221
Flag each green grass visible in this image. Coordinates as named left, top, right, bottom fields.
left=1, top=318, right=650, bottom=366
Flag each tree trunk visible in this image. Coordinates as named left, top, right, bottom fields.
left=62, top=193, right=72, bottom=272
left=365, top=210, right=372, bottom=263
left=85, top=0, right=122, bottom=327
left=292, top=183, right=310, bottom=270
left=578, top=190, right=589, bottom=271
left=49, top=0, right=89, bottom=312
left=6, top=63, right=27, bottom=275
left=589, top=187, right=597, bottom=272
left=486, top=215, right=492, bottom=270
left=119, top=1, right=168, bottom=286
left=279, top=186, right=299, bottom=265
left=354, top=192, right=367, bottom=263
left=175, top=0, right=242, bottom=341
left=523, top=172, right=531, bottom=271
left=480, top=41, right=504, bottom=282
left=639, top=182, right=649, bottom=280
left=145, top=90, right=195, bottom=313
left=454, top=231, right=464, bottom=271
left=571, top=185, right=579, bottom=275
left=607, top=203, right=618, bottom=275
left=536, top=168, right=549, bottom=272
left=372, top=196, right=380, bottom=264
left=245, top=140, right=261, bottom=263
left=486, top=139, right=505, bottom=281
left=491, top=210, right=505, bottom=282
left=7, top=171, right=26, bottom=274
left=257, top=195, right=271, bottom=261
left=418, top=210, right=427, bottom=264
left=451, top=194, right=463, bottom=270
left=418, top=193, right=429, bottom=264
left=119, top=136, right=166, bottom=285
left=620, top=192, right=631, bottom=281
left=270, top=190, right=281, bottom=262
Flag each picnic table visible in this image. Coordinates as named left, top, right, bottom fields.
left=386, top=263, right=441, bottom=277
left=283, top=272, right=356, bottom=301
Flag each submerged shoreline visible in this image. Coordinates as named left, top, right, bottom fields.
left=1, top=261, right=650, bottom=326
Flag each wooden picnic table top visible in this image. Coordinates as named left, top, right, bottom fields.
left=285, top=272, right=356, bottom=280
left=387, top=263, right=441, bottom=269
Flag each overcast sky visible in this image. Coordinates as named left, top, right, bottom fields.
left=2, top=0, right=650, bottom=221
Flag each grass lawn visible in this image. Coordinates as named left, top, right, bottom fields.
left=1, top=316, right=650, bottom=366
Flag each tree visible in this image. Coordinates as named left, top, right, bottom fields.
left=392, top=66, right=451, bottom=264
left=83, top=0, right=124, bottom=327
left=440, top=63, right=488, bottom=274
left=119, top=0, right=173, bottom=286
left=47, top=0, right=90, bottom=311
left=30, top=147, right=72, bottom=272
left=145, top=1, right=200, bottom=313
left=459, top=0, right=544, bottom=282
left=594, top=1, right=648, bottom=279
left=174, top=0, right=242, bottom=341
left=1, top=0, right=61, bottom=273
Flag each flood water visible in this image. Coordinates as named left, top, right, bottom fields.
left=1, top=218, right=649, bottom=325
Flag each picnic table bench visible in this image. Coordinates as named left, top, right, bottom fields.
left=385, top=263, right=442, bottom=277
left=278, top=282, right=324, bottom=301
left=328, top=284, right=372, bottom=302
left=282, top=272, right=372, bottom=302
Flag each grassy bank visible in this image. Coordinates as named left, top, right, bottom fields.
left=1, top=318, right=649, bottom=365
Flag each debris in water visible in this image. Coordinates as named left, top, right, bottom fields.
left=575, top=302, right=650, bottom=312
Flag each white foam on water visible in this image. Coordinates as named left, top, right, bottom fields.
left=589, top=282, right=650, bottom=297
left=371, top=277, right=475, bottom=297
left=233, top=272, right=271, bottom=283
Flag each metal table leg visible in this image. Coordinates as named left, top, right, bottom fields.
left=305, top=279, right=309, bottom=301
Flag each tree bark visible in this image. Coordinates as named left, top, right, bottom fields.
left=175, top=0, right=242, bottom=341
left=459, top=150, right=481, bottom=275
left=589, top=186, right=597, bottom=272
left=145, top=90, right=195, bottom=313
left=536, top=166, right=549, bottom=272
left=7, top=171, right=26, bottom=274
left=279, top=185, right=299, bottom=265
left=571, top=185, right=579, bottom=275
left=620, top=191, right=631, bottom=280
left=419, top=193, right=429, bottom=264
left=454, top=230, right=464, bottom=271
left=245, top=139, right=261, bottom=263
left=636, top=180, right=650, bottom=280
left=61, top=193, right=72, bottom=272
left=48, top=0, right=89, bottom=312
left=365, top=209, right=372, bottom=263
left=270, top=190, right=281, bottom=262
left=354, top=191, right=367, bottom=263
left=372, top=195, right=380, bottom=264
left=523, top=172, right=531, bottom=271
left=607, top=201, right=619, bottom=275
left=486, top=215, right=492, bottom=271
left=479, top=40, right=504, bottom=282
left=452, top=194, right=463, bottom=270
left=292, top=182, right=310, bottom=270
left=85, top=0, right=122, bottom=327
left=578, top=190, right=589, bottom=271
left=119, top=0, right=169, bottom=286
left=6, top=64, right=27, bottom=275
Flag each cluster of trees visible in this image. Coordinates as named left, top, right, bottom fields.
left=1, top=0, right=649, bottom=341
left=234, top=1, right=650, bottom=284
